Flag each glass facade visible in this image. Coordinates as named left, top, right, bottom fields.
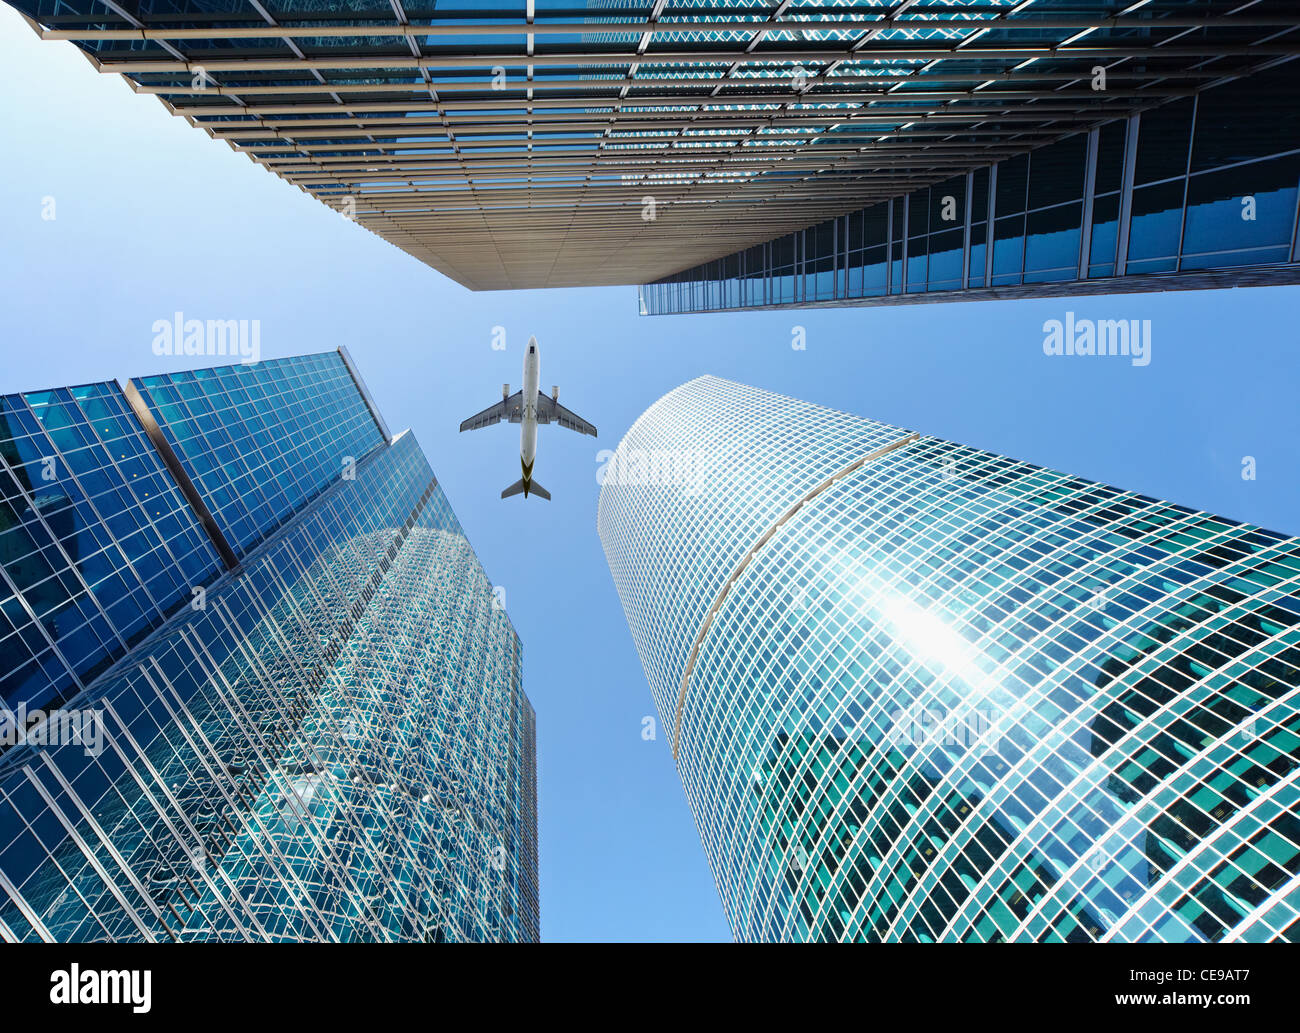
left=9, top=2, right=1299, bottom=292
left=598, top=377, right=1300, bottom=942
left=641, top=63, right=1300, bottom=313
left=0, top=353, right=538, bottom=943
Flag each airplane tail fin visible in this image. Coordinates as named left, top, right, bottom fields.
left=501, top=478, right=551, bottom=501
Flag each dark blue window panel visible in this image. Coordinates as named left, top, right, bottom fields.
left=1029, top=135, right=1087, bottom=210
left=1181, top=155, right=1300, bottom=261
left=971, top=167, right=990, bottom=223
left=864, top=205, right=888, bottom=248
left=1095, top=120, right=1129, bottom=196
left=909, top=191, right=929, bottom=238
left=1127, top=180, right=1186, bottom=261
left=906, top=252, right=928, bottom=293
left=1191, top=63, right=1300, bottom=174
left=927, top=228, right=964, bottom=290
left=1024, top=203, right=1081, bottom=281
left=1135, top=98, right=1194, bottom=185
left=849, top=246, right=888, bottom=298
left=992, top=215, right=1025, bottom=285
left=968, top=222, right=987, bottom=288
left=1088, top=193, right=1121, bottom=277
left=996, top=153, right=1029, bottom=218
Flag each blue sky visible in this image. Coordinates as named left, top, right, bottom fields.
left=2, top=8, right=1298, bottom=942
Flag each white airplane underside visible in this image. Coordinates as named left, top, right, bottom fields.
left=458, top=337, right=597, bottom=500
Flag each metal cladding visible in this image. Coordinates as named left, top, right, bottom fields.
left=9, top=2, right=1300, bottom=290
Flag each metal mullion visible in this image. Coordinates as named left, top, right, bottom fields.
left=323, top=684, right=421, bottom=906
left=885, top=197, right=893, bottom=294
left=95, top=708, right=254, bottom=940
left=0, top=782, right=125, bottom=943
left=1078, top=127, right=1098, bottom=276
left=901, top=193, right=910, bottom=293
left=143, top=661, right=328, bottom=939
left=1174, top=94, right=1197, bottom=271
left=141, top=663, right=289, bottom=861
left=100, top=42, right=1300, bottom=77
left=35, top=752, right=175, bottom=938
left=0, top=537, right=91, bottom=715
left=162, top=66, right=1262, bottom=112
left=0, top=854, right=57, bottom=942
left=151, top=676, right=338, bottom=942
left=984, top=161, right=997, bottom=285
left=98, top=697, right=270, bottom=940
left=0, top=446, right=135, bottom=651
left=21, top=765, right=158, bottom=941
left=961, top=170, right=973, bottom=288
left=66, top=384, right=208, bottom=610
left=42, top=14, right=1300, bottom=42
left=1291, top=159, right=1300, bottom=263
left=195, top=589, right=397, bottom=904
left=1115, top=112, right=1140, bottom=276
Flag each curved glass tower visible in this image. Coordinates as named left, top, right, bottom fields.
left=598, top=377, right=1300, bottom=943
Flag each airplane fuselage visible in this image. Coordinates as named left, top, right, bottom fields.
left=520, top=339, right=540, bottom=490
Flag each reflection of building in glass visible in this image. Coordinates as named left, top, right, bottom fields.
left=0, top=352, right=537, bottom=943
left=7, top=2, right=1298, bottom=297
left=599, top=377, right=1300, bottom=942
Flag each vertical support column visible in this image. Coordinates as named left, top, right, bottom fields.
left=764, top=239, right=772, bottom=307
left=984, top=162, right=998, bottom=286
left=1078, top=127, right=1099, bottom=277
left=961, top=170, right=974, bottom=289
left=1116, top=112, right=1140, bottom=277
left=1290, top=164, right=1300, bottom=263
left=834, top=215, right=842, bottom=299
left=901, top=193, right=910, bottom=293
left=885, top=199, right=894, bottom=295
left=1175, top=96, right=1197, bottom=271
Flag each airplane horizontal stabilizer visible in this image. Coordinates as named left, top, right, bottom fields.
left=501, top=478, right=551, bottom=501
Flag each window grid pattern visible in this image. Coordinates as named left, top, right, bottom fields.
left=1, top=381, right=224, bottom=713
left=598, top=376, right=1300, bottom=942
left=130, top=352, right=386, bottom=561
left=0, top=430, right=538, bottom=943
left=641, top=63, right=1300, bottom=313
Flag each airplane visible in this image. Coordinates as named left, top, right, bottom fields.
left=458, top=336, right=597, bottom=500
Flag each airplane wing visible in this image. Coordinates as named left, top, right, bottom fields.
left=537, top=393, right=597, bottom=437
left=460, top=391, right=524, bottom=432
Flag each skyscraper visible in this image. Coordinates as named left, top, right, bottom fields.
left=598, top=377, right=1300, bottom=942
left=0, top=350, right=538, bottom=943
left=7, top=2, right=1299, bottom=298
